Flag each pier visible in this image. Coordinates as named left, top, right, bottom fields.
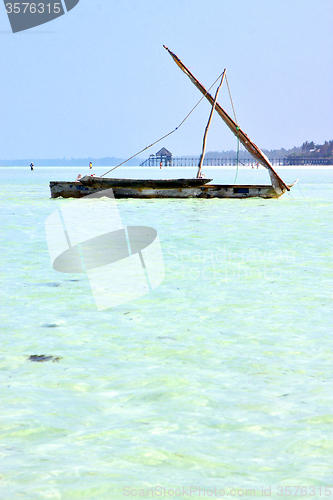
left=140, top=156, right=333, bottom=167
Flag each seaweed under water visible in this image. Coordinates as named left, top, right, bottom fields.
left=28, top=355, right=62, bottom=363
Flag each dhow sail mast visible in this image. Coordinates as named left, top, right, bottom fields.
left=163, top=46, right=289, bottom=193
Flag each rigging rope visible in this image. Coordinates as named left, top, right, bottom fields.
left=225, top=74, right=238, bottom=125
left=234, top=127, right=240, bottom=184
left=225, top=75, right=240, bottom=184
left=100, top=71, right=226, bottom=177
left=297, top=181, right=306, bottom=199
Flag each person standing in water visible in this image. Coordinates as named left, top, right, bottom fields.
left=89, top=162, right=92, bottom=169
left=30, top=162, right=34, bottom=170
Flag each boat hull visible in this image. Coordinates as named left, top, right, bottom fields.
left=79, top=176, right=212, bottom=189
left=49, top=181, right=285, bottom=199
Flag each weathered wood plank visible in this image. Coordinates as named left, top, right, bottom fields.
left=78, top=176, right=212, bottom=189
left=50, top=181, right=284, bottom=199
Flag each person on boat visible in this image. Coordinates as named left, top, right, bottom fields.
left=89, top=162, right=92, bottom=169
left=30, top=162, right=34, bottom=170
left=75, top=174, right=82, bottom=181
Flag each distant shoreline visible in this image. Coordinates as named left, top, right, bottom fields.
left=0, top=158, right=143, bottom=167
left=1, top=157, right=331, bottom=168
left=1, top=165, right=332, bottom=170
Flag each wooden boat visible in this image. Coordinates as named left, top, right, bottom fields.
left=50, top=177, right=211, bottom=198
left=50, top=48, right=295, bottom=200
left=50, top=179, right=292, bottom=199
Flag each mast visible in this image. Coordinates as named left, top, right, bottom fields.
left=163, top=45, right=289, bottom=193
left=197, top=70, right=226, bottom=179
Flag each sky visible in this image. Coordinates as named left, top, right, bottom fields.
left=0, top=0, right=332, bottom=160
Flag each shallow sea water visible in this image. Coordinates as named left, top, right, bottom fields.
left=0, top=166, right=332, bottom=499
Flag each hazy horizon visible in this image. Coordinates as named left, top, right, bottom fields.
left=1, top=0, right=332, bottom=160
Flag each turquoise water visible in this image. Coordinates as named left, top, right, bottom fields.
left=1, top=167, right=332, bottom=499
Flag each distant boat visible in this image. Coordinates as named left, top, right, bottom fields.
left=50, top=47, right=296, bottom=199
